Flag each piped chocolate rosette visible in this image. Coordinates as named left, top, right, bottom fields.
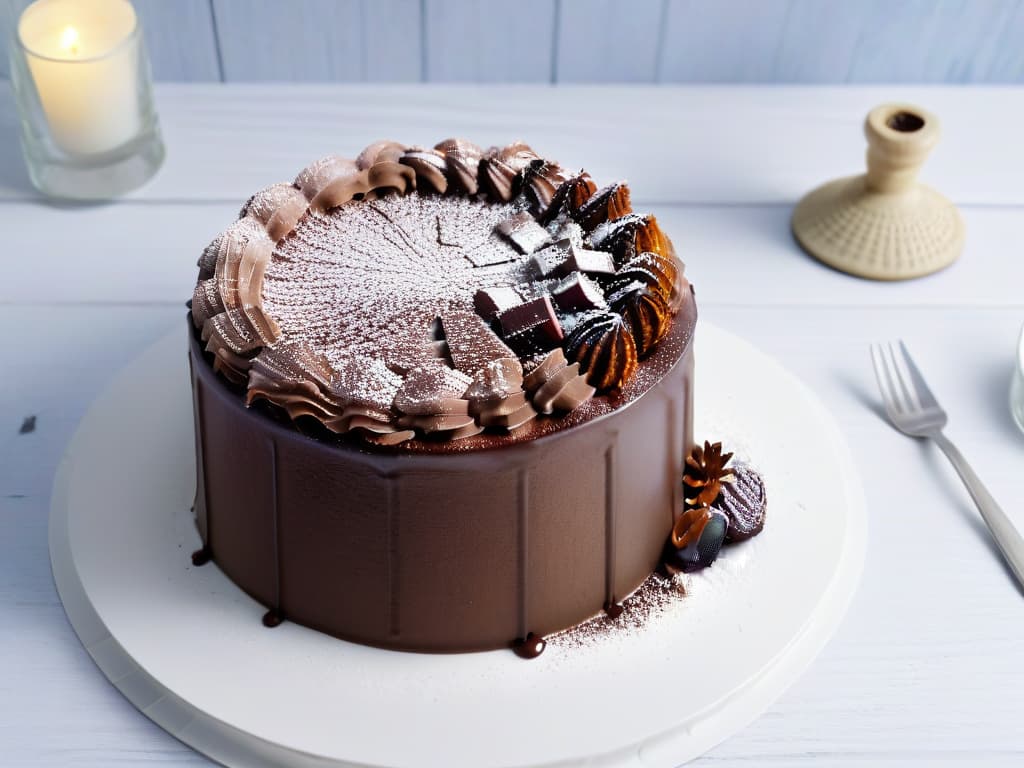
left=190, top=139, right=692, bottom=447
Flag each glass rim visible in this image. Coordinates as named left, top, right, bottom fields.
left=15, top=0, right=140, bottom=65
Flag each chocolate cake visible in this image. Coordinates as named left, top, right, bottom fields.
left=188, top=139, right=698, bottom=654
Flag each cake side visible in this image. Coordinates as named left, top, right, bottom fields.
left=190, top=315, right=694, bottom=652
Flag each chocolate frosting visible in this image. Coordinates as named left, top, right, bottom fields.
left=191, top=139, right=696, bottom=450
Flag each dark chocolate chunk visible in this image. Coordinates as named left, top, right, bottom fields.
left=441, top=310, right=519, bottom=377
left=496, top=212, right=552, bottom=254
left=474, top=286, right=525, bottom=321
left=496, top=295, right=563, bottom=345
left=550, top=273, right=607, bottom=312
left=560, top=245, right=616, bottom=276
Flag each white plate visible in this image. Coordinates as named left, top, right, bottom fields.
left=50, top=322, right=866, bottom=768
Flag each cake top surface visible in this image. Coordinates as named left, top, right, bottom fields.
left=190, top=139, right=696, bottom=451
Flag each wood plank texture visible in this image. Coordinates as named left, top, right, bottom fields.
left=2, top=0, right=1023, bottom=83
left=658, top=0, right=1024, bottom=83
left=133, top=0, right=221, bottom=82
left=556, top=0, right=664, bottom=83
left=423, top=0, right=557, bottom=82
left=212, top=0, right=421, bottom=82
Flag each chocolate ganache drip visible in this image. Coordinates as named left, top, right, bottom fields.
left=189, top=138, right=694, bottom=448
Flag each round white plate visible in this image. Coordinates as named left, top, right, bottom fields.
left=50, top=322, right=866, bottom=768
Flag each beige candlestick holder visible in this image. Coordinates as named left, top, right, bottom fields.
left=792, top=103, right=964, bottom=281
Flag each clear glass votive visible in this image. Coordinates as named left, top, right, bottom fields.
left=9, top=0, right=164, bottom=199
left=1012, top=324, right=1024, bottom=435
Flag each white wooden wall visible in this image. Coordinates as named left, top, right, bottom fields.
left=2, top=0, right=1023, bottom=83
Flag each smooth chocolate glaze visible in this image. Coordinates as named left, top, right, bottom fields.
left=262, top=610, right=284, bottom=628
left=189, top=312, right=695, bottom=653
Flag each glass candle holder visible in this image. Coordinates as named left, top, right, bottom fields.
left=9, top=0, right=164, bottom=199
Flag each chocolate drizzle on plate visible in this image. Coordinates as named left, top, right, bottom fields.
left=512, top=632, right=547, bottom=659
left=262, top=610, right=284, bottom=628
left=190, top=546, right=212, bottom=566
left=603, top=601, right=625, bottom=619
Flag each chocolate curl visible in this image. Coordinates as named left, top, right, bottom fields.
left=356, top=140, right=408, bottom=170
left=434, top=138, right=483, bottom=195
left=400, top=148, right=449, bottom=194
left=243, top=183, right=308, bottom=242
left=329, top=356, right=405, bottom=416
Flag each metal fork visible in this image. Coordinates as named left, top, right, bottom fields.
left=871, top=341, right=1024, bottom=590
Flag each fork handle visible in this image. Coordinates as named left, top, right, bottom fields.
left=933, top=433, right=1024, bottom=589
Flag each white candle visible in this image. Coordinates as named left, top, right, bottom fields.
left=18, top=0, right=141, bottom=156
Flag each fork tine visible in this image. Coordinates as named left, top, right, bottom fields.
left=897, top=340, right=940, bottom=410
left=878, top=343, right=906, bottom=413
left=870, top=343, right=903, bottom=416
left=887, top=342, right=920, bottom=411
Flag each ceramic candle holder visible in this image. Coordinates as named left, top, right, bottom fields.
left=792, top=103, right=964, bottom=281
left=9, top=0, right=164, bottom=199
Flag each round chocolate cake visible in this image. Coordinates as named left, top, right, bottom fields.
left=188, top=139, right=697, bottom=653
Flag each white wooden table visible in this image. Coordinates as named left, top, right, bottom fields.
left=3, top=84, right=1024, bottom=767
